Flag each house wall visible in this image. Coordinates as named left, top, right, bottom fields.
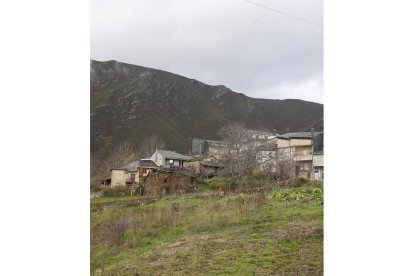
left=207, top=141, right=227, bottom=157
left=111, top=170, right=141, bottom=187
left=314, top=167, right=324, bottom=179
left=313, top=154, right=324, bottom=167
left=137, top=167, right=156, bottom=183
left=295, top=161, right=313, bottom=179
left=277, top=138, right=312, bottom=148
left=276, top=138, right=290, bottom=148
left=290, top=138, right=312, bottom=147
left=292, top=146, right=313, bottom=161
left=111, top=169, right=126, bottom=187
left=184, top=160, right=201, bottom=173
left=125, top=171, right=139, bottom=183
left=151, top=151, right=165, bottom=166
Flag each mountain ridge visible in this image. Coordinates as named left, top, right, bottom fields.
left=91, top=60, right=323, bottom=158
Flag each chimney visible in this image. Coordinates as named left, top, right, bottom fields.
left=286, top=127, right=290, bottom=133
left=311, top=127, right=315, bottom=138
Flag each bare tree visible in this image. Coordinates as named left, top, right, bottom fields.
left=218, top=122, right=250, bottom=157
left=217, top=122, right=261, bottom=189
left=274, top=148, right=295, bottom=180
left=90, top=153, right=101, bottom=179
left=217, top=123, right=297, bottom=188
left=113, top=141, right=135, bottom=166
left=90, top=141, right=136, bottom=186
left=136, top=135, right=166, bottom=158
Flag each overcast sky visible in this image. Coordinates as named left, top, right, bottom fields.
left=91, top=0, right=323, bottom=103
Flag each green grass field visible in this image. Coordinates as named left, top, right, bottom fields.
left=91, top=184, right=323, bottom=275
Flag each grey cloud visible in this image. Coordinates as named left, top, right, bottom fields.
left=91, top=0, right=323, bottom=103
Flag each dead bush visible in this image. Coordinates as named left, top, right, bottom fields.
left=279, top=177, right=310, bottom=188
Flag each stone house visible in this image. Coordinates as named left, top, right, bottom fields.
left=110, top=149, right=197, bottom=195
left=110, top=159, right=158, bottom=188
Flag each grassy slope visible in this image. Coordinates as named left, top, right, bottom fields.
left=91, top=186, right=323, bottom=275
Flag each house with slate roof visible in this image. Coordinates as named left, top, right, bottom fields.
left=147, top=149, right=193, bottom=169
left=275, top=131, right=324, bottom=179
left=110, top=149, right=195, bottom=193
left=110, top=159, right=158, bottom=187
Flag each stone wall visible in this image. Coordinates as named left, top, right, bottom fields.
left=142, top=170, right=198, bottom=196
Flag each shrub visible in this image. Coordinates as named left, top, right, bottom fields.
left=294, top=177, right=309, bottom=186
left=308, top=179, right=324, bottom=188
left=207, top=177, right=234, bottom=191
left=272, top=186, right=323, bottom=202
left=279, top=177, right=311, bottom=188
left=91, top=184, right=103, bottom=192
left=103, top=186, right=129, bottom=197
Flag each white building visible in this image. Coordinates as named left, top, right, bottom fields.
left=145, top=149, right=192, bottom=169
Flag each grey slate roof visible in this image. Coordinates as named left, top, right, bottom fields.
left=119, top=160, right=141, bottom=171
left=157, top=150, right=192, bottom=161
left=278, top=132, right=323, bottom=139
left=117, top=160, right=158, bottom=171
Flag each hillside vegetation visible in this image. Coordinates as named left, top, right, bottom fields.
left=91, top=182, right=323, bottom=275
left=91, top=60, right=323, bottom=158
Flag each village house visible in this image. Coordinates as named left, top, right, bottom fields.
left=110, top=149, right=197, bottom=195
left=312, top=132, right=324, bottom=179
left=110, top=159, right=158, bottom=187
left=145, top=149, right=193, bottom=169
left=191, top=138, right=227, bottom=157
left=192, top=130, right=323, bottom=180
left=275, top=131, right=324, bottom=179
